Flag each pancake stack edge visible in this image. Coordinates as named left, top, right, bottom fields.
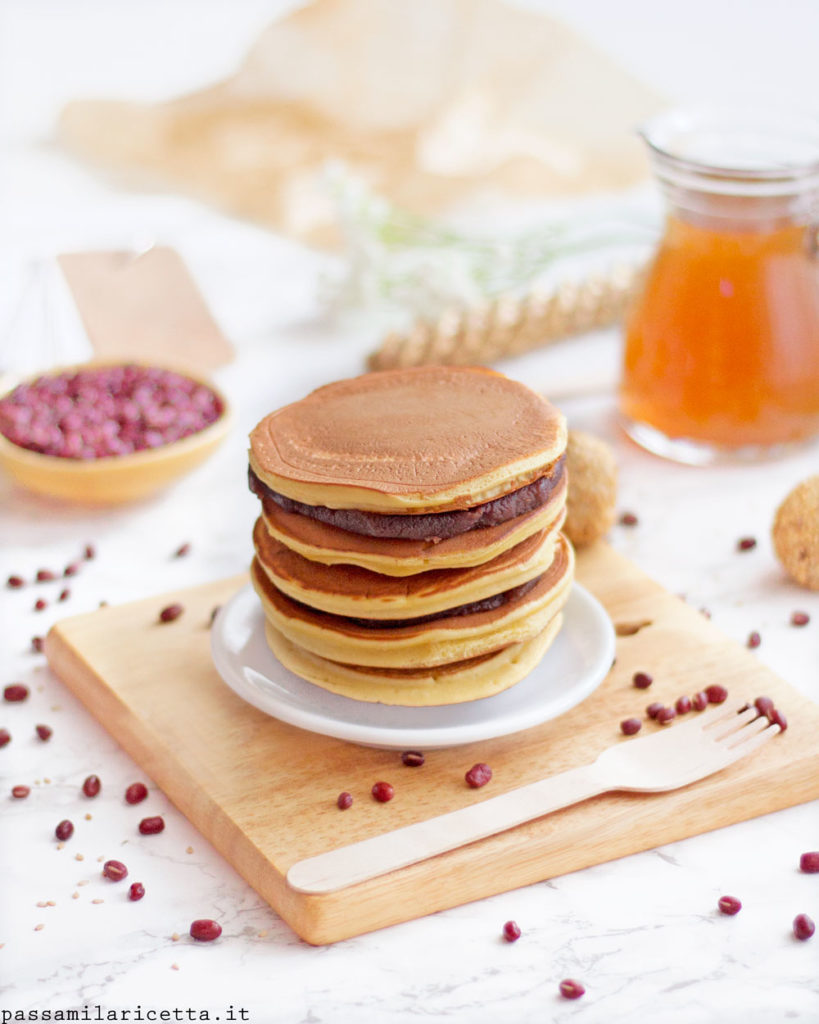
left=247, top=366, right=574, bottom=706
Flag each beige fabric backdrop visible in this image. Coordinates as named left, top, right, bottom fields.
left=58, top=0, right=664, bottom=246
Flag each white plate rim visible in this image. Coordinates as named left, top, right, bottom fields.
left=210, top=582, right=615, bottom=749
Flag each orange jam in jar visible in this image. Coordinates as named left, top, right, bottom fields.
left=620, top=108, right=819, bottom=462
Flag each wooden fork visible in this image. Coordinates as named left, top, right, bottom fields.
left=286, top=703, right=781, bottom=894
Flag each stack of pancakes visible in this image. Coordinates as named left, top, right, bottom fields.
left=248, top=366, right=574, bottom=706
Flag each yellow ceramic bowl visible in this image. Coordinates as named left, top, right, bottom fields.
left=0, top=363, right=232, bottom=505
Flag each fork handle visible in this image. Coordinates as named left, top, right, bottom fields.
left=286, top=763, right=605, bottom=894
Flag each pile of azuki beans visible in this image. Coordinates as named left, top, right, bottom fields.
left=0, top=364, right=223, bottom=459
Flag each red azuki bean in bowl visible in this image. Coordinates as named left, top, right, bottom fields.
left=0, top=364, right=224, bottom=460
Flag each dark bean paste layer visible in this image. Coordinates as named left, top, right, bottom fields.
left=249, top=456, right=564, bottom=542
left=290, top=575, right=543, bottom=630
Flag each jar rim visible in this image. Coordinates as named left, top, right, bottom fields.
left=640, top=105, right=819, bottom=194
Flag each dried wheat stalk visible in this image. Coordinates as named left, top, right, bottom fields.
left=367, top=262, right=645, bottom=371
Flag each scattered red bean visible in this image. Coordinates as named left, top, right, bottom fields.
left=138, top=815, right=165, bottom=835
left=158, top=603, right=184, bottom=624
left=747, top=631, right=761, bottom=649
left=736, top=536, right=757, bottom=552
left=125, top=782, right=148, bottom=804
left=705, top=684, right=728, bottom=704
left=465, top=763, right=493, bottom=788
left=128, top=882, right=145, bottom=902
left=632, top=671, right=653, bottom=689
left=55, top=820, right=74, bottom=841
left=337, top=792, right=353, bottom=810
left=793, top=914, right=815, bottom=941
left=31, top=636, right=44, bottom=653
left=0, top=366, right=223, bottom=460
left=754, top=696, right=774, bottom=716
left=657, top=706, right=676, bottom=725
left=35, top=569, right=56, bottom=582
left=502, top=920, right=521, bottom=942
left=769, top=708, right=788, bottom=731
left=35, top=724, right=52, bottom=742
left=371, top=781, right=394, bottom=803
left=34, top=598, right=47, bottom=612
left=791, top=611, right=810, bottom=627
left=646, top=702, right=664, bottom=719
left=559, top=980, right=585, bottom=1000
left=63, top=563, right=80, bottom=578
left=620, top=717, right=642, bottom=736
left=83, top=544, right=96, bottom=561
left=675, top=695, right=692, bottom=715
left=4, top=683, right=29, bottom=702
left=718, top=895, right=742, bottom=916
left=7, top=574, right=25, bottom=588
left=800, top=851, right=819, bottom=873
left=619, top=511, right=638, bottom=527
left=401, top=750, right=425, bottom=767
left=11, top=785, right=30, bottom=799
left=58, top=588, right=70, bottom=602
left=692, top=691, right=709, bottom=711
left=82, top=775, right=101, bottom=798
left=102, top=859, right=128, bottom=881
left=173, top=543, right=191, bottom=558
left=190, top=919, right=222, bottom=942
left=0, top=728, right=11, bottom=748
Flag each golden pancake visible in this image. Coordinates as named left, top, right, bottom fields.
left=263, top=614, right=564, bottom=706
left=249, top=366, right=566, bottom=512
left=253, top=515, right=561, bottom=619
left=259, top=478, right=567, bottom=576
left=250, top=533, right=574, bottom=668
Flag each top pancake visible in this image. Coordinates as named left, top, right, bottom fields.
left=249, top=366, right=566, bottom=513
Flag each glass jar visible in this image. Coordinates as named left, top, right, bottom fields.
left=619, top=107, right=819, bottom=463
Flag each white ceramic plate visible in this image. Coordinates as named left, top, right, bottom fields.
left=210, top=583, right=615, bottom=750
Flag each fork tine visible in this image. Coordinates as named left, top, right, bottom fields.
left=696, top=700, right=749, bottom=733
left=710, top=705, right=759, bottom=740
left=723, top=718, right=780, bottom=750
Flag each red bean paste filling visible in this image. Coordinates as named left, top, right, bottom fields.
left=283, top=574, right=543, bottom=630
left=248, top=455, right=564, bottom=542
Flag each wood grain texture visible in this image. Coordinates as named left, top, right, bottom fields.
left=44, top=544, right=819, bottom=945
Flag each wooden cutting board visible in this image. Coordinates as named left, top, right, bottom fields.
left=44, top=543, right=819, bottom=945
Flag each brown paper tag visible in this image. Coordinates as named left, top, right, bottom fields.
left=57, top=247, right=234, bottom=371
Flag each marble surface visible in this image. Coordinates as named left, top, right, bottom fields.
left=2, top=2, right=819, bottom=1021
